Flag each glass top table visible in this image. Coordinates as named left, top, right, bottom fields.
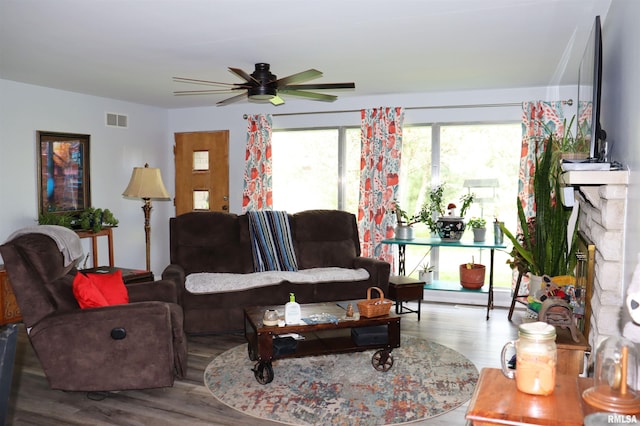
left=382, top=237, right=507, bottom=319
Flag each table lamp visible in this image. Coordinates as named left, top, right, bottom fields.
left=122, top=163, right=171, bottom=271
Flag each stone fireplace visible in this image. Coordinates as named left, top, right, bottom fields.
left=563, top=170, right=630, bottom=348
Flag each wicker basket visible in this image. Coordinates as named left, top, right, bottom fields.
left=357, top=287, right=393, bottom=318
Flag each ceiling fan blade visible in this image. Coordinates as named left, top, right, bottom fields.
left=281, top=82, right=355, bottom=90
left=228, top=67, right=260, bottom=84
left=216, top=92, right=248, bottom=106
left=270, top=96, right=285, bottom=106
left=173, top=77, right=248, bottom=88
left=174, top=89, right=237, bottom=95
left=276, top=69, right=323, bottom=86
left=278, top=89, right=337, bottom=102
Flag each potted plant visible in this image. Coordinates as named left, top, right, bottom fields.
left=39, top=207, right=119, bottom=233
left=468, top=217, right=487, bottom=242
left=552, top=116, right=589, bottom=162
left=499, top=132, right=578, bottom=279
left=392, top=200, right=420, bottom=240
left=418, top=262, right=434, bottom=284
left=415, top=184, right=475, bottom=241
left=459, top=256, right=485, bottom=289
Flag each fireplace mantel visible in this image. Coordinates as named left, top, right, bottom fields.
left=560, top=170, right=629, bottom=186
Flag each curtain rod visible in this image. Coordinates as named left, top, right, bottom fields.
left=242, top=99, right=573, bottom=119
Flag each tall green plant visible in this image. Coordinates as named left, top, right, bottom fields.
left=500, top=134, right=578, bottom=276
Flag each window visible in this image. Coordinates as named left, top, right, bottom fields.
left=272, top=128, right=360, bottom=214
left=272, top=122, right=521, bottom=288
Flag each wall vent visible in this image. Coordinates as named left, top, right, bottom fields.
left=106, top=113, right=128, bottom=128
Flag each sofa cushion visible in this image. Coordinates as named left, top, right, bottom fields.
left=292, top=210, right=359, bottom=269
left=73, top=273, right=109, bottom=308
left=86, top=270, right=129, bottom=305
left=72, top=270, right=129, bottom=308
left=185, top=267, right=370, bottom=294
left=170, top=212, right=253, bottom=274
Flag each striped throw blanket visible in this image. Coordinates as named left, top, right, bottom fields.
left=248, top=210, right=298, bottom=272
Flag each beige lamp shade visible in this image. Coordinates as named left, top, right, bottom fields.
left=122, top=164, right=171, bottom=200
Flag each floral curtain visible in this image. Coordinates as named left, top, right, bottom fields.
left=515, top=101, right=567, bottom=293
left=358, top=107, right=404, bottom=265
left=519, top=101, right=568, bottom=218
left=242, top=114, right=273, bottom=212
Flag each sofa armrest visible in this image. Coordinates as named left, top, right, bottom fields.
left=127, top=279, right=178, bottom=304
left=162, top=264, right=186, bottom=304
left=353, top=256, right=391, bottom=293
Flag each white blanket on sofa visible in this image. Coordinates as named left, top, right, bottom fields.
left=185, top=267, right=370, bottom=294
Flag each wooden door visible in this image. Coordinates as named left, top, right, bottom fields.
left=174, top=131, right=229, bottom=215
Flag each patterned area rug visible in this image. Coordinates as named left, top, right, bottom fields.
left=204, top=335, right=479, bottom=425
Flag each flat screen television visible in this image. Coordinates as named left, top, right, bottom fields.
left=576, top=15, right=605, bottom=161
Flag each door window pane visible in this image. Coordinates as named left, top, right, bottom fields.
left=193, top=151, right=209, bottom=171
left=193, top=190, right=209, bottom=210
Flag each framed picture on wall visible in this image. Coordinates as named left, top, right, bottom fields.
left=37, top=131, right=91, bottom=216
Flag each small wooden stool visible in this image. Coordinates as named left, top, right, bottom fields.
left=388, top=275, right=424, bottom=320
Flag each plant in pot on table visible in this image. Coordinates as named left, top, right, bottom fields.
left=468, top=217, right=487, bottom=242
left=460, top=256, right=486, bottom=289
left=392, top=201, right=421, bottom=240
left=416, top=184, right=475, bottom=241
left=418, top=262, right=434, bottom=284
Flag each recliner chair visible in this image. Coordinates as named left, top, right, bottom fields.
left=0, top=232, right=187, bottom=392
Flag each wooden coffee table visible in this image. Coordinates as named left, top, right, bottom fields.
left=244, top=302, right=401, bottom=384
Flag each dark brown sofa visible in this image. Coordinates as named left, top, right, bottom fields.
left=162, top=209, right=391, bottom=334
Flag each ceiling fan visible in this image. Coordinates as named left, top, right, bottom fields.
left=173, top=63, right=355, bottom=106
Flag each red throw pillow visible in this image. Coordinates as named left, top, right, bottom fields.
left=86, top=270, right=129, bottom=305
left=72, top=273, right=109, bottom=308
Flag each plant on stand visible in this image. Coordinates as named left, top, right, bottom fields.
left=418, top=262, right=434, bottom=284
left=499, top=132, right=578, bottom=280
left=415, top=184, right=475, bottom=241
left=392, top=201, right=421, bottom=240
left=459, top=256, right=486, bottom=289
left=468, top=217, right=487, bottom=242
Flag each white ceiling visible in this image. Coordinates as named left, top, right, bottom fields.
left=0, top=0, right=611, bottom=109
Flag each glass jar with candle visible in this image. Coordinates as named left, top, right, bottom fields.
left=501, top=321, right=557, bottom=396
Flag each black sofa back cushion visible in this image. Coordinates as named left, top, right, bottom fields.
left=291, top=210, right=359, bottom=269
left=170, top=212, right=253, bottom=274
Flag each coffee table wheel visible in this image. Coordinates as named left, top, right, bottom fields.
left=372, top=349, right=394, bottom=372
left=252, top=361, right=274, bottom=384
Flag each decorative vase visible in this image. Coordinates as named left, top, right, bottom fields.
left=459, top=263, right=486, bottom=289
left=395, top=225, right=414, bottom=240
left=436, top=217, right=465, bottom=241
left=419, top=270, right=433, bottom=285
left=472, top=227, right=487, bottom=242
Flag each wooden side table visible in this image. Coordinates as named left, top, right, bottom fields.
left=556, top=326, right=591, bottom=376
left=74, top=227, right=114, bottom=268
left=81, top=266, right=154, bottom=284
left=466, top=368, right=595, bottom=425
left=388, top=275, right=424, bottom=320
left=0, top=266, right=22, bottom=325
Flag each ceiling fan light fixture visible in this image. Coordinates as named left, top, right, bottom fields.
left=247, top=85, right=277, bottom=100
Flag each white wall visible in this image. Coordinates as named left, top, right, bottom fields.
left=0, top=80, right=173, bottom=276
left=600, top=0, right=640, bottom=305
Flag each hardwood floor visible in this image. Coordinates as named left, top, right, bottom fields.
left=6, top=303, right=527, bottom=425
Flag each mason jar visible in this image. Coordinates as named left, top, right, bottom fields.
left=501, top=321, right=557, bottom=396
